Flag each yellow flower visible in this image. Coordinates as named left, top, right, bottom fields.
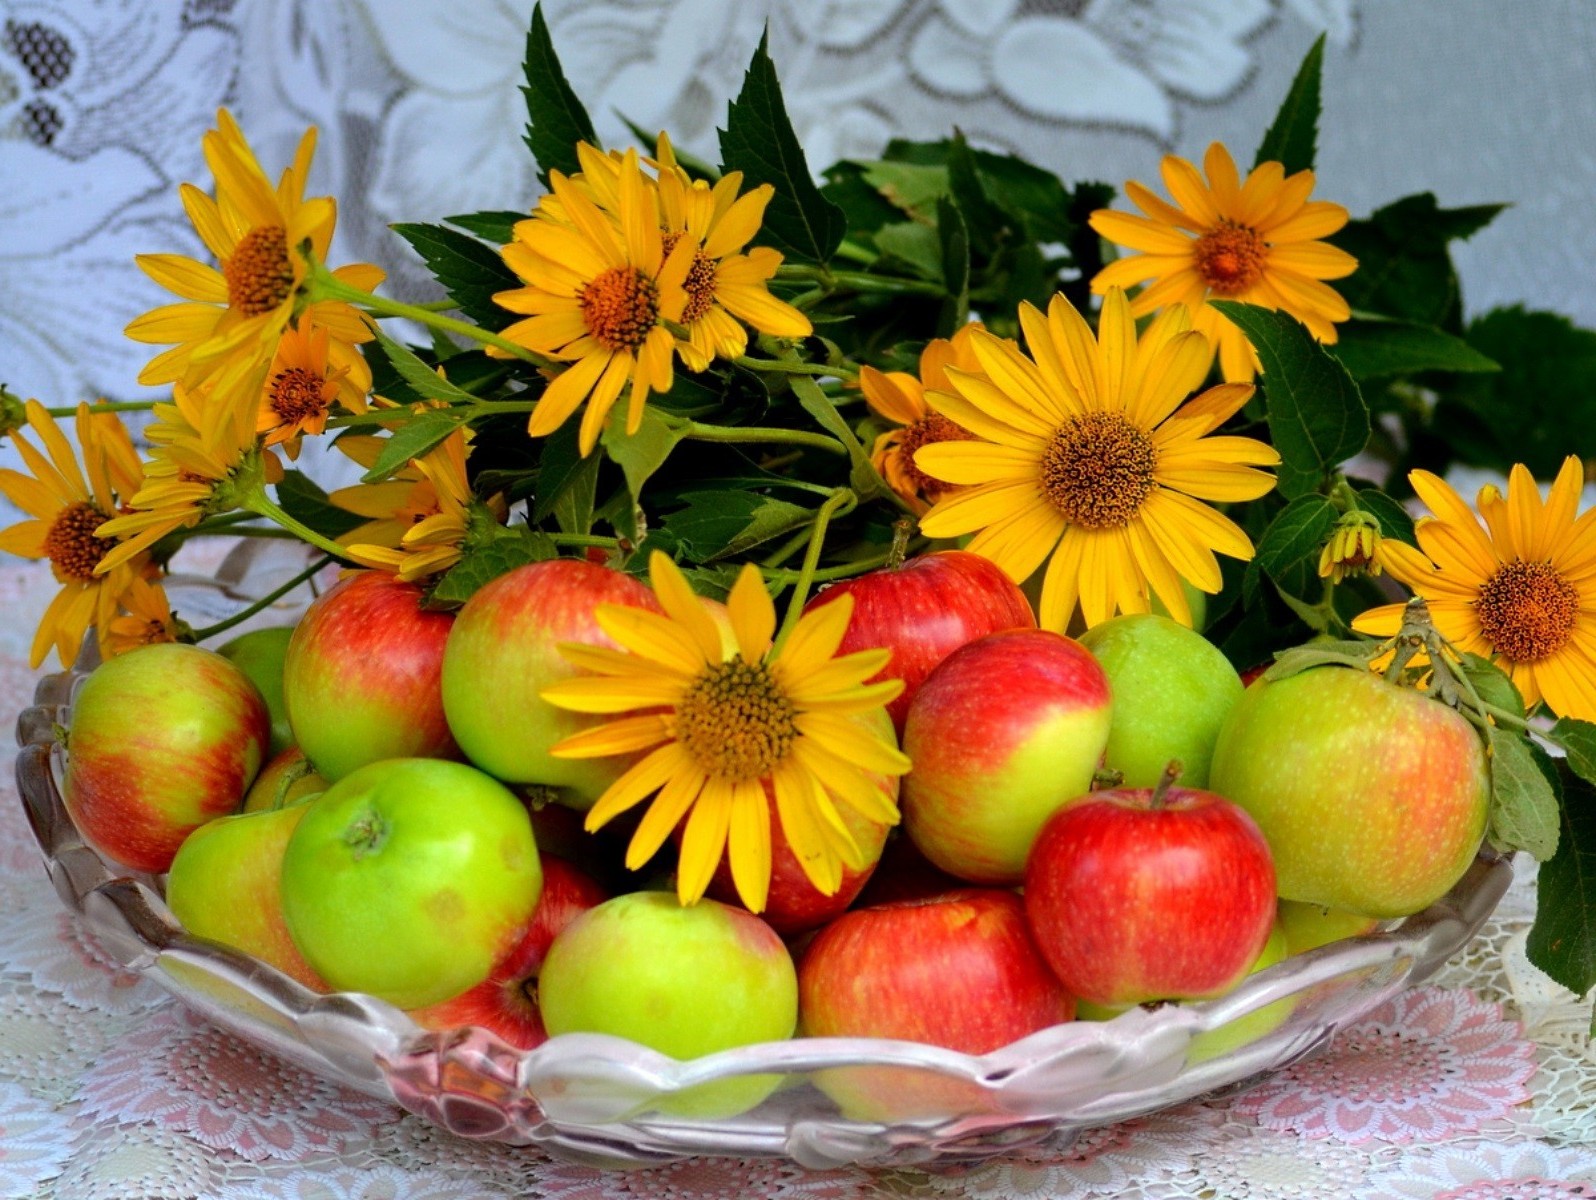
left=540, top=552, right=909, bottom=911
left=1353, top=459, right=1596, bottom=722
left=0, top=400, right=151, bottom=667
left=94, top=366, right=282, bottom=573
left=1089, top=142, right=1357, bottom=382
left=1318, top=509, right=1387, bottom=585
left=861, top=323, right=987, bottom=513
left=103, top=574, right=182, bottom=658
left=344, top=428, right=494, bottom=582
left=493, top=149, right=692, bottom=455
left=125, top=108, right=382, bottom=403
left=256, top=317, right=359, bottom=459
left=915, top=288, right=1279, bottom=631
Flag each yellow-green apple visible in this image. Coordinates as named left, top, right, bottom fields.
left=797, top=888, right=1072, bottom=1121
left=1185, top=922, right=1293, bottom=1064
left=165, top=804, right=328, bottom=991
left=282, top=571, right=458, bottom=781
left=280, top=758, right=542, bottom=1009
left=440, top=558, right=661, bottom=807
left=1276, top=900, right=1381, bottom=955
left=1023, top=774, right=1277, bottom=1007
left=217, top=625, right=296, bottom=756
left=537, top=891, right=798, bottom=1118
left=804, top=550, right=1035, bottom=735
left=241, top=746, right=327, bottom=813
left=900, top=628, right=1112, bottom=882
left=1077, top=613, right=1243, bottom=788
left=408, top=856, right=607, bottom=1048
left=64, top=643, right=270, bottom=873
left=1208, top=666, right=1490, bottom=918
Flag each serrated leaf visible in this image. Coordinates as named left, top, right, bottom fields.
left=272, top=470, right=368, bottom=540
left=373, top=330, right=479, bottom=408
left=873, top=221, right=944, bottom=280
left=1212, top=302, right=1369, bottom=499
left=662, top=492, right=813, bottom=561
left=600, top=406, right=689, bottom=500
left=1551, top=717, right=1596, bottom=785
left=1255, top=34, right=1324, bottom=174
left=1486, top=728, right=1561, bottom=861
left=392, top=222, right=521, bottom=331
left=937, top=195, right=970, bottom=334
left=1355, top=487, right=1416, bottom=545
left=1263, top=641, right=1378, bottom=682
left=1255, top=493, right=1337, bottom=595
left=858, top=160, right=950, bottom=222
left=718, top=33, right=844, bottom=264
left=1527, top=766, right=1596, bottom=999
left=360, top=408, right=467, bottom=484
left=428, top=525, right=558, bottom=606
left=1330, top=318, right=1500, bottom=380
left=521, top=3, right=597, bottom=183
left=1460, top=653, right=1526, bottom=721
left=443, top=210, right=526, bottom=245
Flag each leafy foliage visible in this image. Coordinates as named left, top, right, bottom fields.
left=520, top=2, right=597, bottom=182
left=1255, top=34, right=1324, bottom=173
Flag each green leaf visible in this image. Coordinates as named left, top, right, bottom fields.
left=391, top=222, right=520, bottom=331
left=360, top=407, right=466, bottom=484
left=1255, top=493, right=1338, bottom=596
left=877, top=138, right=1077, bottom=245
left=662, top=491, right=813, bottom=560
left=872, top=221, right=944, bottom=281
left=1330, top=193, right=1505, bottom=330
left=428, top=524, right=558, bottom=607
left=372, top=330, right=480, bottom=408
left=1355, top=487, right=1416, bottom=545
left=521, top=2, right=597, bottom=183
left=443, top=210, right=526, bottom=245
left=272, top=470, right=367, bottom=540
left=1527, top=766, right=1596, bottom=999
left=1255, top=34, right=1324, bottom=173
left=718, top=33, right=845, bottom=264
left=945, top=132, right=1011, bottom=258
left=1211, top=302, right=1370, bottom=499
left=1460, top=653, right=1527, bottom=722
left=600, top=406, right=690, bottom=500
left=937, top=195, right=971, bottom=334
left=818, top=163, right=902, bottom=238
left=1436, top=307, right=1596, bottom=477
left=858, top=161, right=950, bottom=222
left=1263, top=641, right=1379, bottom=682
left=1551, top=717, right=1596, bottom=785
left=1486, top=728, right=1561, bottom=861
left=1330, top=318, right=1500, bottom=380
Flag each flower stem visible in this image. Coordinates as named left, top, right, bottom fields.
left=682, top=421, right=848, bottom=456
left=774, top=489, right=855, bottom=649
left=777, top=264, right=944, bottom=297
left=547, top=533, right=620, bottom=549
left=733, top=356, right=859, bottom=383
left=240, top=488, right=354, bottom=563
left=189, top=555, right=334, bottom=642
left=41, top=400, right=160, bottom=418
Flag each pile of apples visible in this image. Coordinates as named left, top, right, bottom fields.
left=56, top=551, right=1490, bottom=1120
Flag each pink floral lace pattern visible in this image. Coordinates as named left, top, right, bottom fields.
left=1230, top=988, right=1538, bottom=1143
left=73, top=1007, right=398, bottom=1161
left=0, top=1080, right=76, bottom=1196
left=0, top=905, right=167, bottom=1016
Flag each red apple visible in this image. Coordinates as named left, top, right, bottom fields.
left=805, top=550, right=1035, bottom=735
left=851, top=834, right=968, bottom=908
left=282, top=571, right=457, bottom=782
left=1024, top=773, right=1277, bottom=1008
left=900, top=628, right=1112, bottom=883
left=440, top=558, right=662, bottom=807
left=1209, top=666, right=1490, bottom=918
left=64, top=643, right=270, bottom=873
left=408, top=856, right=608, bottom=1048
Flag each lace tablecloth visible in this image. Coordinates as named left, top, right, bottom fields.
left=1, top=554, right=1593, bottom=1200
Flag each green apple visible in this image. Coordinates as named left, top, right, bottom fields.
left=1185, top=922, right=1291, bottom=1064
left=218, top=626, right=296, bottom=757
left=241, top=746, right=327, bottom=813
left=1077, top=613, right=1242, bottom=788
left=1277, top=900, right=1380, bottom=955
left=280, top=758, right=542, bottom=1009
left=538, top=891, right=797, bottom=1118
left=167, top=804, right=327, bottom=991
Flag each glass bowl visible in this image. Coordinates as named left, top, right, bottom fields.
left=11, top=542, right=1513, bottom=1169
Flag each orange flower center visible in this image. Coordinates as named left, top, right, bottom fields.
left=675, top=658, right=796, bottom=782
left=1194, top=222, right=1267, bottom=296
left=1475, top=560, right=1579, bottom=663
left=1040, top=412, right=1158, bottom=530
left=899, top=413, right=977, bottom=499
left=270, top=366, right=331, bottom=425
left=44, top=501, right=111, bottom=582
left=224, top=225, right=296, bottom=316
left=579, top=266, right=660, bottom=353
left=662, top=232, right=719, bottom=324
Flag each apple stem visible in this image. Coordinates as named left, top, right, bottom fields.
left=887, top=519, right=912, bottom=570
left=1091, top=767, right=1124, bottom=791
left=1149, top=761, right=1183, bottom=810
left=343, top=809, right=389, bottom=859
